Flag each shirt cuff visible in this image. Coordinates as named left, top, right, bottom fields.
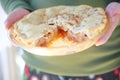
left=6, top=1, right=33, bottom=13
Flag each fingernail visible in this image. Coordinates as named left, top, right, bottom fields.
left=95, top=43, right=100, bottom=46
left=95, top=42, right=102, bottom=46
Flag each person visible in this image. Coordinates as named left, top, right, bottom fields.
left=0, top=0, right=120, bottom=80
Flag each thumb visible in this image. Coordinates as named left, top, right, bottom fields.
left=5, top=8, right=30, bottom=30
left=95, top=15, right=120, bottom=46
left=95, top=2, right=120, bottom=46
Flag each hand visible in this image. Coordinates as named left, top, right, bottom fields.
left=5, top=8, right=30, bottom=30
left=95, top=2, right=120, bottom=46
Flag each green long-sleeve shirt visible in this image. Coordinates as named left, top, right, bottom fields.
left=0, top=0, right=120, bottom=76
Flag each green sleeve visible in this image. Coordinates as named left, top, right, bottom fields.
left=0, top=0, right=33, bottom=14
left=105, top=0, right=120, bottom=4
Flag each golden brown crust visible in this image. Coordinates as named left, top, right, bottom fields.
left=9, top=5, right=109, bottom=56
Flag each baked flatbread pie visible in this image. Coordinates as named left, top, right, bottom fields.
left=9, top=5, right=109, bottom=56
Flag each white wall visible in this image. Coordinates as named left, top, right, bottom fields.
left=0, top=54, right=3, bottom=80
left=0, top=4, right=25, bottom=80
left=0, top=3, right=9, bottom=80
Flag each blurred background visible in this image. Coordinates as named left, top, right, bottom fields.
left=0, top=4, right=25, bottom=80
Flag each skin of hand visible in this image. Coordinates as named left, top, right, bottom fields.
left=95, top=2, right=120, bottom=46
left=5, top=8, right=30, bottom=30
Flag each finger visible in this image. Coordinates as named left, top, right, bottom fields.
left=5, top=14, right=18, bottom=30
left=95, top=14, right=120, bottom=46
left=95, top=2, right=120, bottom=46
left=106, top=2, right=120, bottom=17
left=5, top=8, right=30, bottom=30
